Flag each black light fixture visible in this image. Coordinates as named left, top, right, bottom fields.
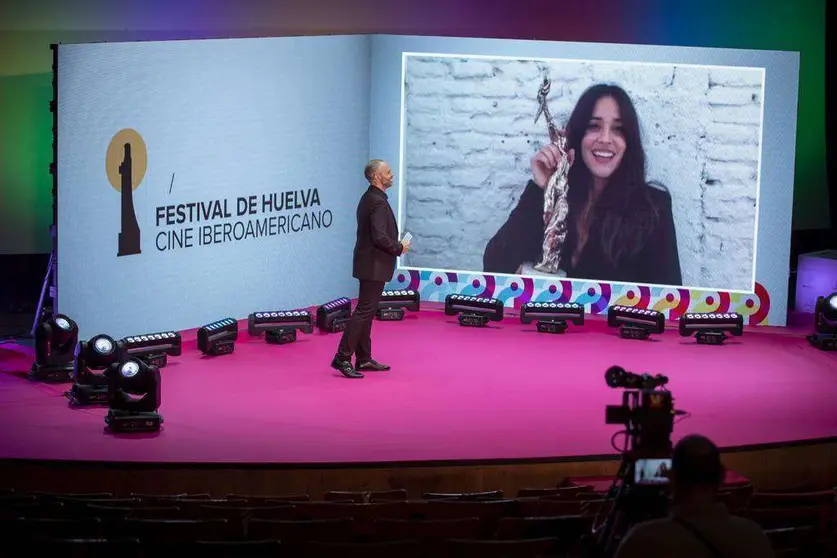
left=444, top=294, right=504, bottom=327
left=69, top=334, right=119, bottom=405
left=607, top=305, right=665, bottom=340
left=807, top=292, right=837, bottom=350
left=197, top=318, right=238, bottom=356
left=376, top=290, right=420, bottom=321
left=679, top=312, right=743, bottom=345
left=29, top=314, right=79, bottom=382
left=316, top=298, right=351, bottom=333
left=118, top=331, right=182, bottom=368
left=520, top=301, right=584, bottom=334
left=248, top=310, right=314, bottom=344
left=104, top=357, right=162, bottom=433
left=248, top=310, right=314, bottom=335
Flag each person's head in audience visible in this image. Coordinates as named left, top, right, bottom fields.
left=669, top=434, right=725, bottom=506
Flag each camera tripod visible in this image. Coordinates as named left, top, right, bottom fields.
left=31, top=249, right=56, bottom=337
left=30, top=226, right=58, bottom=339
left=589, top=456, right=669, bottom=557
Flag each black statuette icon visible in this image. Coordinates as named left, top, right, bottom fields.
left=118, top=143, right=141, bottom=256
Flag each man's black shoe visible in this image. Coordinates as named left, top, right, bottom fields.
left=332, top=358, right=363, bottom=378
left=356, top=359, right=390, bottom=371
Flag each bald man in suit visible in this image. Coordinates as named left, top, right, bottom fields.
left=331, top=159, right=410, bottom=379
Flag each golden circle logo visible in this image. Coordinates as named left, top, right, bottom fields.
left=106, top=128, right=144, bottom=257
left=106, top=128, right=147, bottom=192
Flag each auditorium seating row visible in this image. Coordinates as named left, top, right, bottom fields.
left=1, top=484, right=835, bottom=557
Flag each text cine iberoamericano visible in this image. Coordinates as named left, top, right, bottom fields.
left=154, top=189, right=332, bottom=251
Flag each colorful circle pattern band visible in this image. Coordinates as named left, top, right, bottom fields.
left=388, top=271, right=773, bottom=325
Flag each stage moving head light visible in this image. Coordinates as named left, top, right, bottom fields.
left=679, top=312, right=743, bottom=345
left=377, top=289, right=420, bottom=321
left=317, top=297, right=351, bottom=333
left=34, top=314, right=78, bottom=362
left=816, top=292, right=837, bottom=327
left=105, top=358, right=162, bottom=433
left=107, top=359, right=161, bottom=413
left=607, top=305, right=665, bottom=340
left=444, top=294, right=504, bottom=327
left=70, top=334, right=119, bottom=405
left=808, top=292, right=837, bottom=350
left=198, top=318, right=239, bottom=356
left=119, top=331, right=181, bottom=368
left=520, top=301, right=583, bottom=334
left=30, top=314, right=79, bottom=382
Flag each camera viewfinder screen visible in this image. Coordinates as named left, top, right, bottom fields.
left=635, top=458, right=671, bottom=484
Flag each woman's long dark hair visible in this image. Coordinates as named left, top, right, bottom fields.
left=560, top=84, right=661, bottom=270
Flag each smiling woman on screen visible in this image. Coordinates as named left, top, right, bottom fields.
left=483, top=83, right=683, bottom=287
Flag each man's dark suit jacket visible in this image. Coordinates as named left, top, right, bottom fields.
left=352, top=185, right=403, bottom=282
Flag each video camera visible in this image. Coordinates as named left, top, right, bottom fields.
left=585, top=366, right=686, bottom=558
left=604, top=365, right=675, bottom=460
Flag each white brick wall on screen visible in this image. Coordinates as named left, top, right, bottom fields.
left=401, top=56, right=762, bottom=292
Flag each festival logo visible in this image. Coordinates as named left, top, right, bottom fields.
left=106, top=129, right=147, bottom=257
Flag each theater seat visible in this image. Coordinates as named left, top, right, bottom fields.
left=442, top=537, right=559, bottom=557
left=374, top=517, right=481, bottom=541
left=227, top=493, right=310, bottom=504
left=303, top=539, right=423, bottom=557
left=246, top=517, right=355, bottom=543
left=26, top=538, right=141, bottom=558
left=423, top=490, right=504, bottom=500
left=194, top=539, right=282, bottom=557
left=7, top=517, right=103, bottom=540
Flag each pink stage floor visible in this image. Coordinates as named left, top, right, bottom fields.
left=1, top=310, right=836, bottom=465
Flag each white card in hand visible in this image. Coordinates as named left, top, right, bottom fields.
left=402, top=232, right=412, bottom=244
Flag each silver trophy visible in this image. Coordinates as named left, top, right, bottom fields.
left=532, top=77, right=571, bottom=275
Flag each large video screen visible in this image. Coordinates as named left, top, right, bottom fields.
left=399, top=54, right=763, bottom=294
left=368, top=35, right=798, bottom=326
